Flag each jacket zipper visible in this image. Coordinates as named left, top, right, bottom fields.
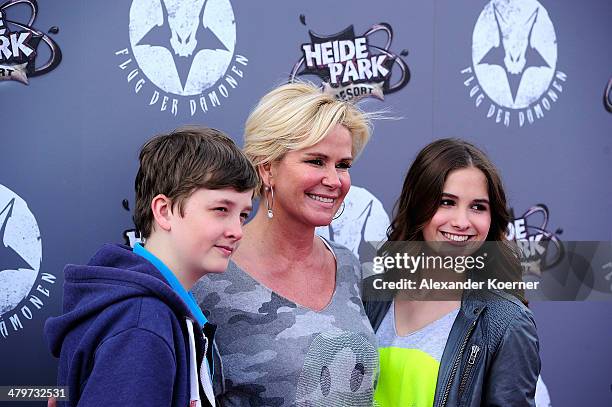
left=457, top=345, right=481, bottom=398
left=437, top=318, right=478, bottom=407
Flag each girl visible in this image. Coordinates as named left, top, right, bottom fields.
left=364, top=138, right=540, bottom=407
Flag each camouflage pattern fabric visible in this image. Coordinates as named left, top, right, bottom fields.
left=192, top=240, right=378, bottom=406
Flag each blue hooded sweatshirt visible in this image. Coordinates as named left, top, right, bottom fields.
left=44, top=244, right=216, bottom=407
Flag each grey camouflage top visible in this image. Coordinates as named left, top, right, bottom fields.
left=192, top=240, right=378, bottom=407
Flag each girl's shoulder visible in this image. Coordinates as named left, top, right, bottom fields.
left=466, top=289, right=537, bottom=352
left=467, top=289, right=533, bottom=322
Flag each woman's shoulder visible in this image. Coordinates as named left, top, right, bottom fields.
left=321, top=238, right=359, bottom=264
left=191, top=260, right=252, bottom=303
left=323, top=239, right=363, bottom=278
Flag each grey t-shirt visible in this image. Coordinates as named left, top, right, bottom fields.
left=376, top=302, right=459, bottom=362
left=192, top=240, right=378, bottom=407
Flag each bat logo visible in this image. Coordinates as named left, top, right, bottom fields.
left=135, top=0, right=228, bottom=89
left=0, top=199, right=32, bottom=272
left=462, top=0, right=566, bottom=127
left=470, top=0, right=559, bottom=111
left=128, top=0, right=236, bottom=96
left=0, top=184, right=42, bottom=318
left=478, top=4, right=550, bottom=103
left=136, top=0, right=228, bottom=88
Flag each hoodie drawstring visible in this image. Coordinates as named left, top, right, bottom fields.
left=186, top=318, right=216, bottom=407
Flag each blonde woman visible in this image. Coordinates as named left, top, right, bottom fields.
left=192, top=82, right=379, bottom=406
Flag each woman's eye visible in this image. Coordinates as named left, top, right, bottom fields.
left=440, top=199, right=455, bottom=207
left=214, top=207, right=228, bottom=213
left=471, top=204, right=488, bottom=211
left=239, top=212, right=249, bottom=223
left=336, top=162, right=352, bottom=169
left=307, top=159, right=324, bottom=166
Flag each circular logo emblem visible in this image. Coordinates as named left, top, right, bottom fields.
left=317, top=185, right=389, bottom=260
left=0, top=184, right=41, bottom=316
left=472, top=0, right=557, bottom=109
left=129, top=0, right=236, bottom=96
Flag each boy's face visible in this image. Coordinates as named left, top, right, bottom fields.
left=168, top=187, right=252, bottom=277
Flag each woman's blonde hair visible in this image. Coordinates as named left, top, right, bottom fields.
left=244, top=82, right=372, bottom=193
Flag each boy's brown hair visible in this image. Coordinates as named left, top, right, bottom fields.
left=134, top=126, right=258, bottom=238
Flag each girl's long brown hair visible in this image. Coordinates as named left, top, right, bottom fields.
left=384, top=138, right=525, bottom=302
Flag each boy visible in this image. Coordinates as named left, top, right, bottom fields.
left=44, top=127, right=257, bottom=406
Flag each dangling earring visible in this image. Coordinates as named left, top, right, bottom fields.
left=265, top=186, right=274, bottom=219
left=333, top=201, right=345, bottom=220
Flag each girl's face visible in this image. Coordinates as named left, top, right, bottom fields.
left=422, top=166, right=491, bottom=244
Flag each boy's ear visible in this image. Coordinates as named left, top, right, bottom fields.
left=150, top=194, right=173, bottom=232
left=257, top=162, right=274, bottom=188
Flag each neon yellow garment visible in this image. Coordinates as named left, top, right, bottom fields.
left=374, top=347, right=439, bottom=407
left=373, top=303, right=459, bottom=407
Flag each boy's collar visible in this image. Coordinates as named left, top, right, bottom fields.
left=133, top=243, right=208, bottom=327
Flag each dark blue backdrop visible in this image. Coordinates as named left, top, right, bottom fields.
left=1, top=0, right=610, bottom=405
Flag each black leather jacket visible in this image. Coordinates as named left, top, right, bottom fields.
left=364, top=289, right=540, bottom=407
